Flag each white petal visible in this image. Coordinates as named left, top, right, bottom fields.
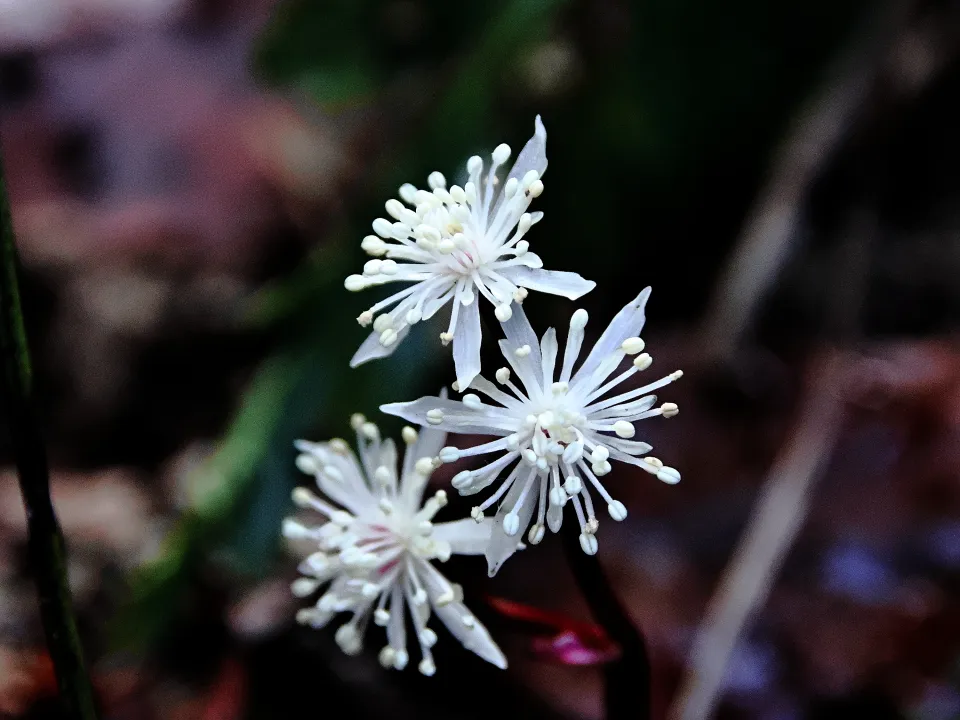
left=453, top=300, right=482, bottom=390
left=503, top=267, right=596, bottom=300
left=485, top=476, right=537, bottom=577
left=431, top=518, right=493, bottom=556
left=489, top=115, right=549, bottom=222
left=381, top=397, right=517, bottom=435
left=575, top=287, right=651, bottom=382
left=412, top=426, right=447, bottom=467
left=418, top=560, right=507, bottom=668
left=510, top=114, right=548, bottom=182
left=498, top=303, right=542, bottom=367
left=546, top=498, right=563, bottom=533
left=295, top=441, right=377, bottom=515
left=540, top=327, right=558, bottom=386
left=349, top=325, right=410, bottom=367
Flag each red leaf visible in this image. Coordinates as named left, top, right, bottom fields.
left=487, top=596, right=621, bottom=666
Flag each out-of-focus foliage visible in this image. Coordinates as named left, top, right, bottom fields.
left=3, top=0, right=959, bottom=717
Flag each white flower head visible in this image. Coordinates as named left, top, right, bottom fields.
left=382, top=288, right=682, bottom=575
left=346, top=116, right=595, bottom=389
left=283, top=414, right=506, bottom=674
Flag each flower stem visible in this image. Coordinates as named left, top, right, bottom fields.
left=0, top=155, right=98, bottom=719
left=562, top=529, right=651, bottom=720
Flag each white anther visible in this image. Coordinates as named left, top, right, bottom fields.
left=471, top=507, right=484, bottom=522
left=621, top=337, right=645, bottom=354
left=527, top=179, right=544, bottom=197
left=495, top=303, right=513, bottom=322
left=657, top=466, right=681, bottom=485
left=466, top=155, right=482, bottom=174
left=439, top=332, right=454, bottom=346
left=374, top=466, right=391, bottom=485
left=379, top=328, right=398, bottom=347
left=374, top=609, right=390, bottom=626
left=608, top=501, right=628, bottom=521
left=415, top=457, right=435, bottom=475
left=528, top=523, right=545, bottom=544
left=570, top=308, right=589, bottom=330
left=291, top=487, right=315, bottom=508
left=344, top=274, right=367, bottom=292
left=439, top=446, right=460, bottom=463
left=591, top=446, right=609, bottom=463
left=549, top=486, right=568, bottom=507
left=492, top=143, right=511, bottom=165
left=452, top=471, right=473, bottom=489
left=613, top=420, right=636, bottom=438
left=291, top=577, right=319, bottom=597
left=398, top=183, right=417, bottom=203
left=402, top=426, right=418, bottom=445
left=419, top=628, right=438, bottom=647
left=514, top=345, right=531, bottom=358
left=379, top=259, right=398, bottom=275
left=579, top=532, right=599, bottom=555
left=633, top=353, right=652, bottom=371
left=357, top=310, right=374, bottom=327
left=515, top=240, right=529, bottom=254
left=503, top=512, right=520, bottom=536
left=521, top=449, right=537, bottom=465
left=419, top=658, right=436, bottom=676
left=592, top=461, right=612, bottom=476
left=372, top=217, right=392, bottom=237
left=661, top=402, right=679, bottom=418
left=504, top=177, right=519, bottom=198
left=426, top=408, right=445, bottom=425
left=462, top=393, right=482, bottom=409
left=361, top=235, right=387, bottom=256
left=564, top=475, right=583, bottom=495
left=372, top=315, right=393, bottom=334
left=495, top=367, right=511, bottom=384
left=295, top=453, right=319, bottom=475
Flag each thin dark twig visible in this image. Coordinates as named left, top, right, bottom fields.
left=562, top=529, right=651, bottom=720
left=0, top=155, right=99, bottom=719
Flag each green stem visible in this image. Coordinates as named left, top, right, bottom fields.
left=0, top=155, right=99, bottom=719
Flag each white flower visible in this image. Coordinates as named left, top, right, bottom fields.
left=282, top=414, right=506, bottom=674
left=381, top=288, right=682, bottom=575
left=346, top=116, right=595, bottom=389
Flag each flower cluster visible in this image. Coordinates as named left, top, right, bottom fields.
left=283, top=415, right=505, bottom=674
left=283, top=116, right=682, bottom=673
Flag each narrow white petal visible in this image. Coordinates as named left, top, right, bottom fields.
left=418, top=560, right=507, bottom=668
left=431, top=518, right=493, bottom=556
left=575, top=287, right=651, bottom=382
left=509, top=114, right=548, bottom=182
left=349, top=326, right=409, bottom=367
left=498, top=303, right=542, bottom=367
left=489, top=115, right=548, bottom=223
left=485, top=476, right=537, bottom=577
left=381, top=397, right=517, bottom=435
left=504, top=267, right=596, bottom=300
left=453, top=300, right=482, bottom=390
left=540, top=327, right=558, bottom=386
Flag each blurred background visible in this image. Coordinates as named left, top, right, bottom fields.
left=0, top=0, right=958, bottom=718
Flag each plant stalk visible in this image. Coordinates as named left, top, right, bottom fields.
left=563, top=529, right=651, bottom=720
left=0, top=153, right=98, bottom=720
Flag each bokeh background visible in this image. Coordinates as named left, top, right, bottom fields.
left=0, top=0, right=959, bottom=718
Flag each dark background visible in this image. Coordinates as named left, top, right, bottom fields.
left=0, top=0, right=958, bottom=718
